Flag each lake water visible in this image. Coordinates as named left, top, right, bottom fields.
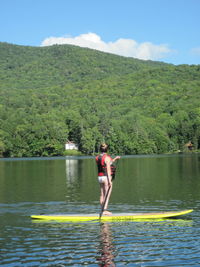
left=0, top=154, right=200, bottom=266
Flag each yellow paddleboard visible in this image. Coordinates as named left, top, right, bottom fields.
left=31, top=209, right=193, bottom=222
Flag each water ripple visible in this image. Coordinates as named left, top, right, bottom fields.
left=0, top=201, right=199, bottom=266
left=1, top=218, right=199, bottom=266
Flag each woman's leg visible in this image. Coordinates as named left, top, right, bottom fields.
left=100, top=183, right=106, bottom=207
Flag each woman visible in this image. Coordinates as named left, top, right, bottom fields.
left=96, top=143, right=120, bottom=215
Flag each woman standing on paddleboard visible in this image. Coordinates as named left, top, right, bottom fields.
left=96, top=143, right=120, bottom=215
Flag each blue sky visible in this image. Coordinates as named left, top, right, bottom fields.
left=1, top=0, right=200, bottom=65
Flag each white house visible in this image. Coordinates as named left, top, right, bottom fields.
left=65, top=141, right=78, bottom=150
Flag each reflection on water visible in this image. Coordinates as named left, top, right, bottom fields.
left=96, top=218, right=194, bottom=267
left=97, top=223, right=116, bottom=266
left=65, top=159, right=78, bottom=182
left=96, top=217, right=194, bottom=267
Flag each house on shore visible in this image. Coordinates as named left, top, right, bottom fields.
left=65, top=141, right=78, bottom=150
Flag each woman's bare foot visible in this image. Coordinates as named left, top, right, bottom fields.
left=103, top=210, right=112, bottom=215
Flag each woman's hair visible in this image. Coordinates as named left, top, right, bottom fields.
left=100, top=143, right=108, bottom=153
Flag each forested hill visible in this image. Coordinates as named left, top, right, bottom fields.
left=0, top=42, right=199, bottom=157
left=0, top=42, right=166, bottom=88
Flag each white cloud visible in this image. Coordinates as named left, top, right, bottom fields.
left=41, top=32, right=171, bottom=61
left=190, top=47, right=200, bottom=56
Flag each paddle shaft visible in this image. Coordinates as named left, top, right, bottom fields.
left=99, top=183, right=111, bottom=219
